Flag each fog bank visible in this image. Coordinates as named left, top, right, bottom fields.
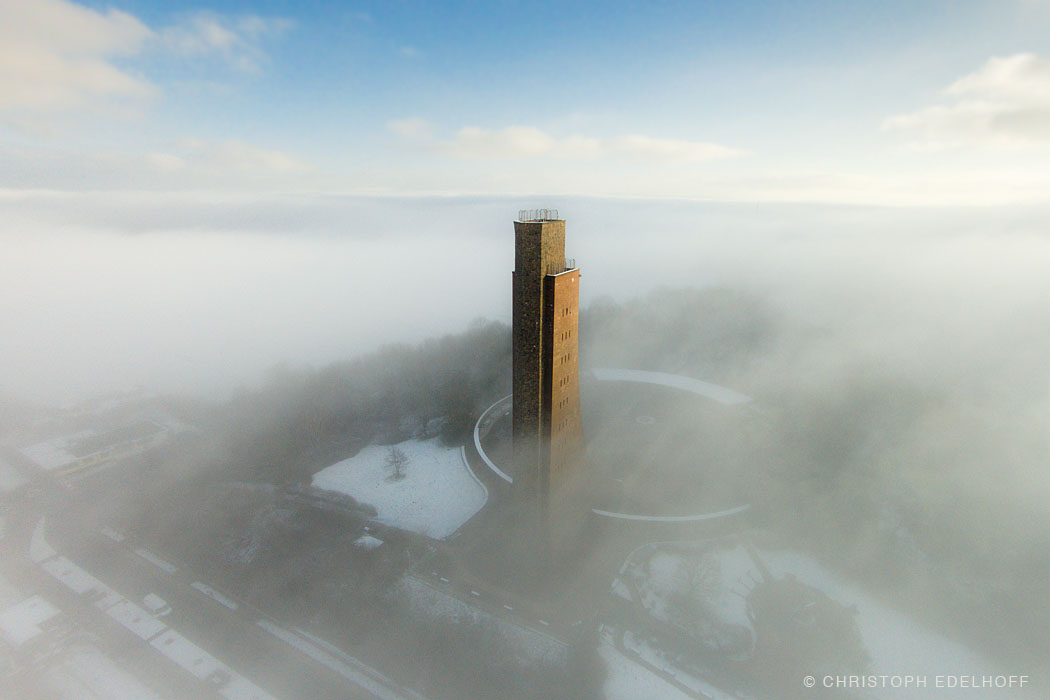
left=3, top=193, right=1049, bottom=405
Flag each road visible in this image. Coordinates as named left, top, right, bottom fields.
left=0, top=444, right=429, bottom=700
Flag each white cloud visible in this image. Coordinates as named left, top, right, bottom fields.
left=389, top=119, right=743, bottom=162
left=0, top=138, right=313, bottom=194
left=387, top=117, right=433, bottom=140
left=158, top=12, right=293, bottom=73
left=443, top=126, right=573, bottom=158
left=0, top=0, right=154, bottom=117
left=883, top=53, right=1050, bottom=148
left=145, top=152, right=187, bottom=172
left=154, top=139, right=310, bottom=175
left=608, top=134, right=743, bottom=161
left=0, top=1, right=292, bottom=129
left=945, top=52, right=1050, bottom=102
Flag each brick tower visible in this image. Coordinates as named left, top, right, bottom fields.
left=511, top=210, right=586, bottom=553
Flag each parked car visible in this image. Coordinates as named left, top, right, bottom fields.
left=143, top=593, right=172, bottom=617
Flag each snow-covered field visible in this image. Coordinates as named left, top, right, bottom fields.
left=611, top=541, right=1036, bottom=700
left=622, top=545, right=755, bottom=638
left=754, top=547, right=1028, bottom=700
left=311, top=438, right=487, bottom=539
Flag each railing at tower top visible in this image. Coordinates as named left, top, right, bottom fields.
left=545, top=258, right=576, bottom=275
left=518, top=208, right=560, bottom=222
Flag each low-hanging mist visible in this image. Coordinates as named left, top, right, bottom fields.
left=4, top=194, right=1050, bottom=695
left=4, top=193, right=1049, bottom=404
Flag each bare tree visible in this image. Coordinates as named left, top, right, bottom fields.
left=385, top=445, right=409, bottom=481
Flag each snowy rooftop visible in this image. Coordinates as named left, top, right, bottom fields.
left=19, top=418, right=178, bottom=472
left=150, top=629, right=224, bottom=680
left=0, top=595, right=61, bottom=647
left=20, top=431, right=94, bottom=471
left=105, top=600, right=166, bottom=641
left=41, top=645, right=164, bottom=700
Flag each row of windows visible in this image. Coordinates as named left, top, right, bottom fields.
left=558, top=375, right=573, bottom=388
left=559, top=352, right=572, bottom=365
left=561, top=306, right=573, bottom=317
left=559, top=329, right=573, bottom=341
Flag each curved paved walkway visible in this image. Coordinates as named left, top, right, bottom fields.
left=472, top=370, right=754, bottom=524
left=473, top=395, right=512, bottom=484
left=589, top=368, right=753, bottom=405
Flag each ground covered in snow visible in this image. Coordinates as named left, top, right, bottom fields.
left=754, top=547, right=1025, bottom=699
left=311, top=438, right=487, bottom=539
left=0, top=457, right=26, bottom=494
left=598, top=628, right=692, bottom=700
left=611, top=540, right=1036, bottom=700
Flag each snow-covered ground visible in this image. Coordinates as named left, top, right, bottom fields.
left=150, top=628, right=224, bottom=680
left=105, top=600, right=166, bottom=641
left=621, top=629, right=739, bottom=700
left=40, top=645, right=164, bottom=700
left=311, top=439, right=487, bottom=539
left=754, top=547, right=1029, bottom=700
left=190, top=581, right=239, bottom=610
left=613, top=541, right=1037, bottom=700
left=353, top=534, right=384, bottom=551
left=30, top=522, right=278, bottom=700
left=623, top=545, right=755, bottom=635
left=598, top=628, right=693, bottom=700
left=134, top=547, right=177, bottom=574
left=0, top=457, right=26, bottom=494
left=0, top=577, right=163, bottom=700
left=0, top=594, right=61, bottom=647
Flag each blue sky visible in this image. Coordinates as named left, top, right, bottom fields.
left=2, top=0, right=1050, bottom=203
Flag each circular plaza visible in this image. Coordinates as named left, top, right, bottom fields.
left=474, top=368, right=764, bottom=524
